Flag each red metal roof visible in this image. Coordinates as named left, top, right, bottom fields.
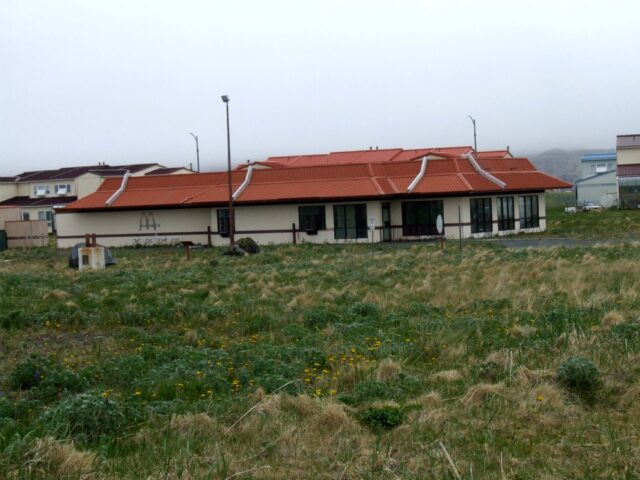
left=60, top=152, right=572, bottom=212
left=476, top=150, right=513, bottom=159
left=237, top=146, right=475, bottom=169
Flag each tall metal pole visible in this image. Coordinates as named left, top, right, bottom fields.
left=468, top=116, right=477, bottom=154
left=222, top=96, right=235, bottom=245
left=189, top=132, right=200, bottom=172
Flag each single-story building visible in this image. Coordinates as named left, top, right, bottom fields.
left=56, top=148, right=571, bottom=248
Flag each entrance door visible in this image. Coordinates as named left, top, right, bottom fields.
left=381, top=203, right=391, bottom=241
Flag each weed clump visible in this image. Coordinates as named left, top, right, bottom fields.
left=359, top=405, right=404, bottom=431
left=10, top=355, right=52, bottom=390
left=557, top=356, right=601, bottom=402
left=44, top=392, right=137, bottom=443
left=236, top=237, right=260, bottom=254
left=303, top=306, right=338, bottom=329
left=348, top=302, right=380, bottom=319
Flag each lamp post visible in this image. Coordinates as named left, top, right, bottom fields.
left=468, top=116, right=477, bottom=154
left=188, top=132, right=200, bottom=172
left=221, top=95, right=235, bottom=245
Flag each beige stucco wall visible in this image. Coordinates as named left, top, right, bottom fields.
left=75, top=173, right=104, bottom=199
left=23, top=180, right=75, bottom=199
left=0, top=183, right=18, bottom=202
left=210, top=201, right=384, bottom=247
left=56, top=193, right=547, bottom=248
left=0, top=206, right=20, bottom=229
left=56, top=208, right=211, bottom=248
left=131, top=165, right=163, bottom=176
left=388, top=193, right=545, bottom=240
left=617, top=148, right=640, bottom=166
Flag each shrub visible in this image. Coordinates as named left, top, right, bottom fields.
left=44, top=392, right=138, bottom=443
left=557, top=356, right=600, bottom=401
left=10, top=355, right=52, bottom=390
left=348, top=302, right=380, bottom=319
left=474, top=361, right=504, bottom=383
left=340, top=380, right=389, bottom=406
left=359, top=406, right=404, bottom=431
left=303, top=306, right=338, bottom=329
left=611, top=322, right=640, bottom=341
left=33, top=369, right=90, bottom=401
left=236, top=237, right=260, bottom=254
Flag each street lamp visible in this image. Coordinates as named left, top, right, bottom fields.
left=468, top=116, right=477, bottom=154
left=188, top=132, right=200, bottom=172
left=221, top=95, right=235, bottom=245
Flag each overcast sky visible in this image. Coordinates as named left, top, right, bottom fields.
left=1, top=0, right=640, bottom=174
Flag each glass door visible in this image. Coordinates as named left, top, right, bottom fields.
left=382, top=203, right=391, bottom=241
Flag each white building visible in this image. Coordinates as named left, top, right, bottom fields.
left=56, top=147, right=571, bottom=248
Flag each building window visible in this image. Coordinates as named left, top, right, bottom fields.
left=217, top=209, right=229, bottom=237
left=22, top=212, right=30, bottom=221
left=618, top=177, right=640, bottom=209
left=470, top=198, right=493, bottom=233
left=38, top=210, right=53, bottom=228
left=401, top=200, right=443, bottom=236
left=298, top=205, right=326, bottom=233
left=33, top=185, right=50, bottom=196
left=519, top=195, right=540, bottom=228
left=54, top=184, right=72, bottom=194
left=595, top=163, right=608, bottom=173
left=497, top=197, right=515, bottom=231
left=334, top=204, right=367, bottom=239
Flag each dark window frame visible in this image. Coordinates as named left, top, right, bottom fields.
left=519, top=195, right=540, bottom=229
left=497, top=196, right=515, bottom=231
left=470, top=198, right=493, bottom=234
left=217, top=208, right=230, bottom=237
left=401, top=200, right=444, bottom=236
left=298, top=205, right=326, bottom=234
left=333, top=204, right=367, bottom=239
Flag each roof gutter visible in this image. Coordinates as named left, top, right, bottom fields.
left=232, top=165, right=253, bottom=201
left=105, top=170, right=131, bottom=206
left=465, top=153, right=506, bottom=189
left=406, top=156, right=428, bottom=192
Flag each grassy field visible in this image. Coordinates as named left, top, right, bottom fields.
left=2, top=234, right=640, bottom=478
left=543, top=206, right=640, bottom=239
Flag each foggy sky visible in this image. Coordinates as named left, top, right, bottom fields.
left=1, top=0, right=640, bottom=175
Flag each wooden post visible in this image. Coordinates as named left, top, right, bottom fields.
left=90, top=233, right=97, bottom=246
left=84, top=233, right=90, bottom=247
left=207, top=225, right=212, bottom=247
left=292, top=223, right=297, bottom=245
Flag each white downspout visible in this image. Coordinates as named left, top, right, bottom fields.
left=232, top=165, right=253, bottom=201
left=105, top=170, right=130, bottom=206
left=407, top=156, right=428, bottom=192
left=465, top=153, right=506, bottom=189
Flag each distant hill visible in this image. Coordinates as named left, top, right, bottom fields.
left=526, top=149, right=614, bottom=182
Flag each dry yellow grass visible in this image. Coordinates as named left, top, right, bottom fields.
left=462, top=383, right=504, bottom=406
left=29, top=437, right=95, bottom=478
left=375, top=358, right=401, bottom=381
left=603, top=310, right=625, bottom=327
left=431, top=369, right=464, bottom=382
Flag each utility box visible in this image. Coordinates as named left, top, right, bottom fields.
left=78, top=246, right=106, bottom=271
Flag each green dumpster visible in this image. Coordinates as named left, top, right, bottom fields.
left=0, top=230, right=6, bottom=252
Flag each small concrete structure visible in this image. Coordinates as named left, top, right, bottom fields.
left=78, top=246, right=106, bottom=271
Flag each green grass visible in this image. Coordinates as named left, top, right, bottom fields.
left=1, top=239, right=640, bottom=478
left=544, top=205, right=640, bottom=239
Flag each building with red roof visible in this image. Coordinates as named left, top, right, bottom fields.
left=56, top=148, right=571, bottom=247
